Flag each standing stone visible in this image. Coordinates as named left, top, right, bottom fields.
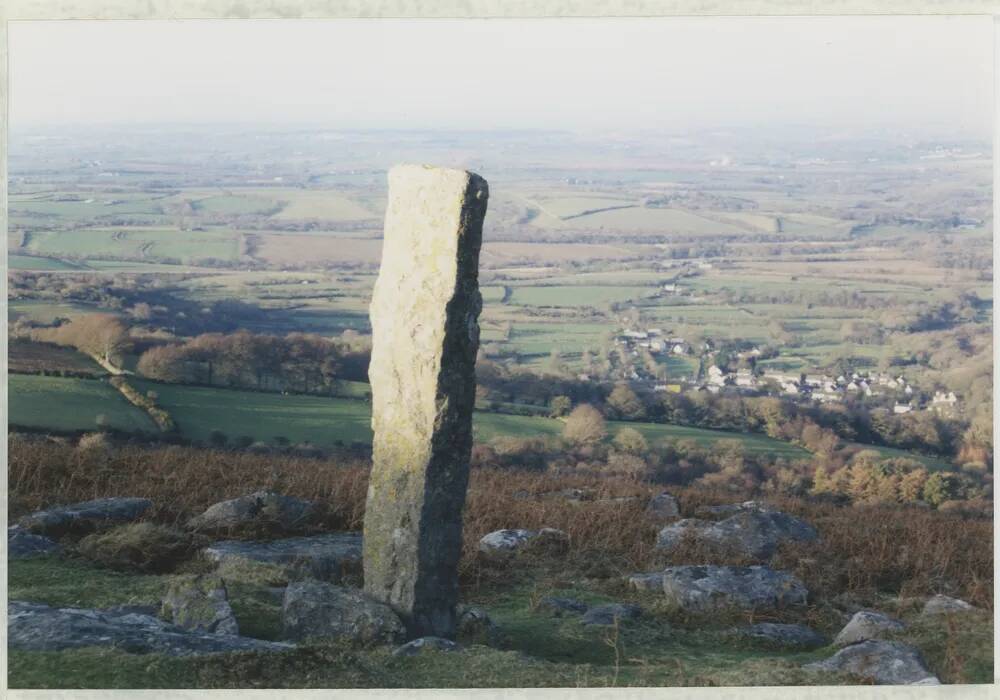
left=364, top=164, right=488, bottom=639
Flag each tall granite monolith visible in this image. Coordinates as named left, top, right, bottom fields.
left=363, top=164, right=488, bottom=639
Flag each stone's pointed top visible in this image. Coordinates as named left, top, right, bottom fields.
left=388, top=163, right=488, bottom=199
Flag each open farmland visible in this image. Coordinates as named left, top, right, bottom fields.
left=9, top=375, right=158, bottom=434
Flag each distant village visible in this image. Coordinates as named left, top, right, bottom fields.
left=607, top=325, right=960, bottom=416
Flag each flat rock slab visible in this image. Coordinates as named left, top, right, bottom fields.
left=834, top=610, right=905, bottom=646
left=8, top=526, right=60, bottom=559
left=478, top=528, right=569, bottom=555
left=204, top=532, right=362, bottom=583
left=660, top=565, right=808, bottom=612
left=282, top=579, right=405, bottom=645
left=18, top=498, right=152, bottom=537
left=695, top=501, right=775, bottom=518
left=538, top=597, right=589, bottom=616
left=922, top=594, right=976, bottom=616
left=732, top=622, right=827, bottom=650
left=581, top=603, right=643, bottom=626
left=188, top=491, right=315, bottom=533
left=804, top=640, right=940, bottom=685
left=392, top=636, right=461, bottom=656
left=8, top=601, right=292, bottom=656
left=655, top=510, right=818, bottom=559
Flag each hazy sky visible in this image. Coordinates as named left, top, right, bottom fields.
left=9, top=17, right=995, bottom=136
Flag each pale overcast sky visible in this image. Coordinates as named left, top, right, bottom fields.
left=9, top=16, right=995, bottom=136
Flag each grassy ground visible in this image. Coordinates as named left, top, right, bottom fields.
left=8, top=340, right=104, bottom=376
left=6, top=375, right=813, bottom=458
left=9, top=374, right=158, bottom=434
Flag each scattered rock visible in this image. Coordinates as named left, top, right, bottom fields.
left=660, top=565, right=808, bottom=612
left=922, top=594, right=976, bottom=616
left=204, top=532, right=362, bottom=584
left=392, top=636, right=461, bottom=656
left=188, top=491, right=316, bottom=534
left=281, top=579, right=405, bottom=645
left=7, top=601, right=291, bottom=656
left=655, top=510, right=817, bottom=559
left=478, top=528, right=569, bottom=555
left=646, top=492, right=680, bottom=520
left=694, top=500, right=775, bottom=518
left=732, top=622, right=827, bottom=650
left=18, top=497, right=152, bottom=537
left=804, top=640, right=939, bottom=685
left=77, top=522, right=203, bottom=573
left=595, top=496, right=642, bottom=505
left=626, top=572, right=665, bottom=592
left=537, top=597, right=588, bottom=616
left=456, top=604, right=502, bottom=645
left=834, top=610, right=905, bottom=646
left=7, top=526, right=60, bottom=559
left=161, top=574, right=239, bottom=635
left=581, top=603, right=643, bottom=626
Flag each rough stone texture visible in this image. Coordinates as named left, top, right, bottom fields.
left=188, top=491, right=315, bottom=533
left=7, top=526, right=60, bottom=558
left=392, top=636, right=461, bottom=656
left=7, top=601, right=291, bottom=656
left=660, top=565, right=808, bottom=612
left=581, top=603, right=643, bottom=626
left=203, top=532, right=362, bottom=583
left=537, top=597, right=589, bottom=616
left=655, top=510, right=818, bottom=559
left=732, top=622, right=827, bottom=650
left=456, top=604, right=502, bottom=646
left=646, top=492, right=680, bottom=520
left=18, top=497, right=152, bottom=537
left=363, top=164, right=488, bottom=640
left=161, top=574, right=239, bottom=635
left=478, top=528, right=569, bottom=555
left=922, top=594, right=976, bottom=615
left=282, top=579, right=406, bottom=646
left=626, top=572, right=666, bottom=592
left=694, top=501, right=775, bottom=518
left=834, top=610, right=905, bottom=646
left=804, top=640, right=940, bottom=685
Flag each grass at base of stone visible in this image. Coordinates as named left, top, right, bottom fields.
left=8, top=555, right=170, bottom=609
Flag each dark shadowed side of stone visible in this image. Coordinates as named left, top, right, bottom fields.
left=7, top=601, right=291, bottom=656
left=8, top=526, right=61, bottom=558
left=363, top=165, right=489, bottom=640
left=18, top=497, right=152, bottom=537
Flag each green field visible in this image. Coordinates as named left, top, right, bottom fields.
left=7, top=255, right=85, bottom=271
left=9, top=375, right=158, bottom=434
left=23, top=229, right=241, bottom=263
left=509, top=285, right=654, bottom=308
left=8, top=375, right=814, bottom=456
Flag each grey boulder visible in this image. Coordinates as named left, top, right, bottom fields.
left=204, top=532, right=362, bottom=583
left=456, top=604, right=502, bottom=645
left=537, top=597, right=589, bottom=616
left=7, top=600, right=291, bottom=656
left=392, top=636, right=461, bottom=656
left=695, top=501, right=775, bottom=518
left=626, top=572, right=666, bottom=592
left=922, top=594, right=976, bottom=616
left=8, top=526, right=60, bottom=558
left=732, top=622, right=827, bottom=650
left=18, top=497, right=152, bottom=537
left=281, top=579, right=405, bottom=645
left=581, top=603, right=643, bottom=627
left=804, top=640, right=939, bottom=685
left=188, top=491, right=315, bottom=533
left=655, top=510, right=818, bottom=559
left=834, top=610, right=905, bottom=646
left=660, top=565, right=808, bottom=612
left=161, top=574, right=239, bottom=635
left=478, top=528, right=569, bottom=555
left=646, top=492, right=680, bottom=520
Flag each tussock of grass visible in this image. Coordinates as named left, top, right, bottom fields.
left=77, top=522, right=205, bottom=574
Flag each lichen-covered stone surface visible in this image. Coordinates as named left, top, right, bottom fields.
left=660, top=565, right=808, bottom=612
left=203, top=532, right=362, bottom=583
left=655, top=510, right=818, bottom=559
left=363, top=164, right=488, bottom=639
left=7, top=601, right=291, bottom=656
left=18, top=497, right=152, bottom=537
left=804, top=640, right=940, bottom=685
left=187, top=491, right=315, bottom=534
left=834, top=610, right=905, bottom=646
left=922, top=594, right=976, bottom=616
left=281, top=579, right=406, bottom=646
left=161, top=574, right=239, bottom=635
